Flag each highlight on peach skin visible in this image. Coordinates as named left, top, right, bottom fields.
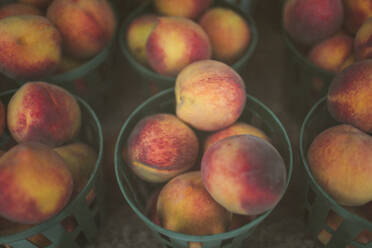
left=0, top=3, right=42, bottom=19
left=154, top=0, right=213, bottom=19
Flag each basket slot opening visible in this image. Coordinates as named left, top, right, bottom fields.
left=86, top=189, right=97, bottom=209
left=221, top=237, right=234, bottom=247
left=27, top=233, right=51, bottom=248
left=75, top=232, right=88, bottom=247
left=316, top=209, right=343, bottom=245
left=61, top=216, right=78, bottom=233
left=352, top=229, right=372, bottom=245
left=159, top=233, right=171, bottom=243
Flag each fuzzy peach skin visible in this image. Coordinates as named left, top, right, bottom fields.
left=47, top=0, right=116, bottom=59
left=202, top=135, right=287, bottom=215
left=7, top=82, right=81, bottom=147
left=19, top=0, right=52, bottom=8
left=344, top=0, right=372, bottom=35
left=146, top=17, right=211, bottom=76
left=308, top=124, right=372, bottom=206
left=126, top=14, right=158, bottom=65
left=199, top=7, right=251, bottom=63
left=0, top=100, right=4, bottom=137
left=127, top=113, right=199, bottom=183
left=204, top=122, right=270, bottom=152
left=0, top=3, right=42, bottom=19
left=328, top=60, right=372, bottom=132
left=0, top=142, right=73, bottom=224
left=154, top=0, right=212, bottom=19
left=0, top=15, right=61, bottom=80
left=308, top=33, right=353, bottom=72
left=355, top=18, right=372, bottom=61
left=157, top=171, right=232, bottom=235
left=176, top=60, right=246, bottom=131
left=283, top=0, right=344, bottom=46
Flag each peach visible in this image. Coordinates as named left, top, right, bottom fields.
left=355, top=18, right=372, bottom=61
left=283, top=0, right=344, bottom=46
left=199, top=7, right=251, bottom=63
left=127, top=113, right=199, bottom=183
left=7, top=82, right=81, bottom=147
left=47, top=0, right=116, bottom=59
left=339, top=54, right=355, bottom=71
left=146, top=17, right=211, bottom=76
left=154, top=0, right=212, bottom=19
left=201, top=135, right=287, bottom=215
left=0, top=3, right=42, bottom=19
left=204, top=122, right=270, bottom=152
left=344, top=0, right=372, bottom=34
left=308, top=33, right=353, bottom=72
left=328, top=60, right=372, bottom=132
left=0, top=100, right=4, bottom=137
left=19, top=0, right=52, bottom=8
left=0, top=15, right=61, bottom=79
left=308, top=124, right=372, bottom=206
left=54, top=143, right=97, bottom=196
left=175, top=60, right=246, bottom=131
left=126, top=14, right=158, bottom=65
left=157, top=171, right=232, bottom=235
left=0, top=142, right=73, bottom=224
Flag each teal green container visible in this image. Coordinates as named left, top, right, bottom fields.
left=114, top=88, right=293, bottom=248
left=0, top=89, right=105, bottom=248
left=119, top=0, right=258, bottom=93
left=300, top=97, right=372, bottom=248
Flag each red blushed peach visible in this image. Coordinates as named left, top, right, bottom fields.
left=7, top=82, right=81, bottom=147
left=355, top=18, right=372, bottom=61
left=201, top=135, right=287, bottom=215
left=283, top=0, right=344, bottom=46
left=19, top=0, right=52, bottom=8
left=328, top=60, right=372, bottom=132
left=175, top=60, right=246, bottom=131
left=0, top=100, right=4, bottom=137
left=47, top=0, right=116, bottom=59
left=0, top=15, right=61, bottom=80
left=126, top=14, right=158, bottom=65
left=344, top=0, right=372, bottom=35
left=154, top=0, right=212, bottom=19
left=146, top=17, right=211, bottom=76
left=0, top=142, right=73, bottom=224
left=199, top=7, right=251, bottom=63
left=308, top=33, right=353, bottom=72
left=127, top=113, right=199, bottom=183
left=157, top=171, right=232, bottom=235
left=308, top=124, right=372, bottom=206
left=204, top=122, right=270, bottom=152
left=0, top=3, right=42, bottom=19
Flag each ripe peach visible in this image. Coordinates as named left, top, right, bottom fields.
left=175, top=60, right=246, bottom=131
left=283, top=0, right=344, bottom=46
left=7, top=82, right=81, bottom=147
left=204, top=122, right=270, bottom=152
left=344, top=0, right=372, bottom=34
left=47, top=0, right=116, bottom=59
left=308, top=33, right=353, bottom=72
left=0, top=15, right=61, bottom=79
left=308, top=124, right=372, bottom=206
left=201, top=135, right=287, bottom=215
left=127, top=113, right=199, bottom=183
left=328, top=60, right=372, bottom=132
left=355, top=18, right=372, bottom=61
left=0, top=100, right=4, bottom=137
left=146, top=17, right=211, bottom=76
left=0, top=142, right=73, bottom=224
left=339, top=55, right=355, bottom=71
left=126, top=14, right=158, bottom=65
left=157, top=171, right=232, bottom=235
left=154, top=0, right=212, bottom=19
left=199, top=7, right=251, bottom=63
left=19, top=0, right=52, bottom=8
left=0, top=3, right=42, bottom=19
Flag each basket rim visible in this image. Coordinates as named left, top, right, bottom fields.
left=118, top=0, right=259, bottom=86
left=0, top=88, right=104, bottom=243
left=299, top=96, right=372, bottom=229
left=114, top=88, right=293, bottom=242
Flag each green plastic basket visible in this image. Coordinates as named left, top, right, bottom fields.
left=114, top=88, right=293, bottom=248
left=0, top=89, right=105, bottom=248
left=300, top=97, right=372, bottom=248
left=118, top=0, right=258, bottom=93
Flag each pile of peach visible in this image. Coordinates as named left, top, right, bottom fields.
left=0, top=0, right=116, bottom=80
left=122, top=60, right=288, bottom=244
left=0, top=82, right=97, bottom=245
left=125, top=0, right=252, bottom=77
left=307, top=60, right=372, bottom=246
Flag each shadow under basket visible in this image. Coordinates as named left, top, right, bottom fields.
left=300, top=97, right=372, bottom=248
left=114, top=88, right=293, bottom=248
left=0, top=89, right=105, bottom=248
left=118, top=0, right=258, bottom=94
